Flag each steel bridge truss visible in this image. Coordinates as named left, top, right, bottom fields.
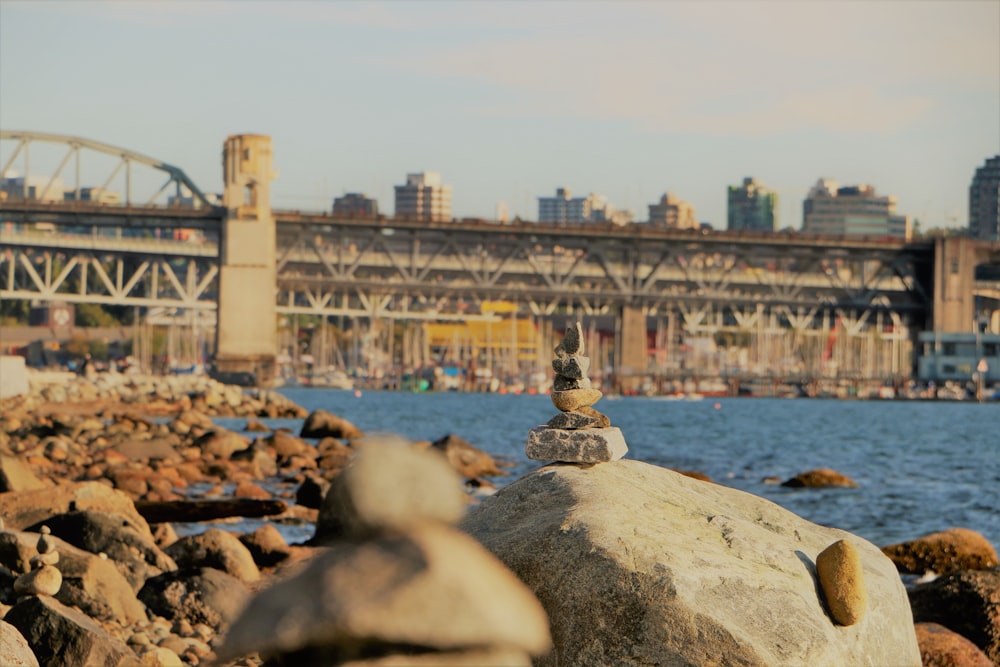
left=1, top=244, right=218, bottom=311
left=0, top=131, right=216, bottom=209
left=274, top=218, right=931, bottom=319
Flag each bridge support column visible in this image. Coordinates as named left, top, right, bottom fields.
left=933, top=237, right=978, bottom=333
left=213, top=135, right=277, bottom=387
left=616, top=305, right=647, bottom=394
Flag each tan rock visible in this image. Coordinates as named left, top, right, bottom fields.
left=914, top=622, right=993, bottom=667
left=550, top=388, right=602, bottom=412
left=882, top=527, right=999, bottom=575
left=816, top=539, right=867, bottom=626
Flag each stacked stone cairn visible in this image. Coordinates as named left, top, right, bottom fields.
left=217, top=436, right=551, bottom=666
left=12, top=525, right=62, bottom=598
left=526, top=322, right=628, bottom=463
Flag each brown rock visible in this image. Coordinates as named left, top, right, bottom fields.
left=0, top=454, right=46, bottom=492
left=234, top=480, right=272, bottom=500
left=244, top=419, right=271, bottom=433
left=781, top=468, right=858, bottom=488
left=909, top=569, right=1000, bottom=664
left=550, top=388, right=603, bottom=412
left=546, top=406, right=610, bottom=430
left=239, top=524, right=290, bottom=568
left=816, top=539, right=867, bottom=625
left=882, top=528, right=999, bottom=575
left=915, top=622, right=993, bottom=667
left=431, top=434, right=505, bottom=479
left=0, top=481, right=152, bottom=534
left=194, top=429, right=251, bottom=459
left=165, top=528, right=260, bottom=583
left=300, top=410, right=363, bottom=441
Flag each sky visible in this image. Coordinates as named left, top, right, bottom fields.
left=1, top=0, right=998, bottom=230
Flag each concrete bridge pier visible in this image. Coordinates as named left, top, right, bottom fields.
left=212, top=134, right=278, bottom=387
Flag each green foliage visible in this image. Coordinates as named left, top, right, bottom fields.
left=74, top=303, right=119, bottom=327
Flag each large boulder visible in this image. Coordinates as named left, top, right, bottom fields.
left=138, top=567, right=250, bottom=632
left=882, top=527, right=999, bottom=575
left=0, top=481, right=152, bottom=534
left=4, top=595, right=142, bottom=667
left=0, top=620, right=39, bottom=667
left=216, top=522, right=550, bottom=664
left=164, top=527, right=260, bottom=583
left=25, top=510, right=176, bottom=591
left=461, top=460, right=920, bottom=667
left=908, top=569, right=1000, bottom=664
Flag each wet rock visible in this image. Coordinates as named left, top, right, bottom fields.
left=164, top=528, right=260, bottom=583
left=300, top=410, right=363, bottom=441
left=882, top=527, right=999, bottom=575
left=781, top=467, right=859, bottom=488
left=915, top=622, right=993, bottom=667
left=5, top=595, right=142, bottom=667
left=138, top=567, right=250, bottom=633
left=908, top=569, right=1000, bottom=664
left=430, top=433, right=505, bottom=479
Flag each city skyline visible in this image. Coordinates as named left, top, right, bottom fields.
left=1, top=1, right=997, bottom=230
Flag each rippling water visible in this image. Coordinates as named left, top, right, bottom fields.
left=242, top=389, right=1000, bottom=551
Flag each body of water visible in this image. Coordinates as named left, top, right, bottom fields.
left=251, top=389, right=999, bottom=552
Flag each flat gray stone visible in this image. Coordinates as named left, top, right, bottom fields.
left=526, top=426, right=628, bottom=463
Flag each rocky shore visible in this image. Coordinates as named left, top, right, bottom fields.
left=1, top=370, right=998, bottom=666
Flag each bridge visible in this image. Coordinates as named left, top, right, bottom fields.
left=2, top=131, right=998, bottom=389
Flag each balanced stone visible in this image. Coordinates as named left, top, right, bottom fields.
left=552, top=355, right=589, bottom=379
left=556, top=322, right=584, bottom=356
left=547, top=407, right=610, bottom=430
left=551, top=388, right=603, bottom=412
left=526, top=426, right=628, bottom=463
left=14, top=563, right=62, bottom=597
left=553, top=374, right=591, bottom=391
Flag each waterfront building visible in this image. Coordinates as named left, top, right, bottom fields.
left=394, top=172, right=452, bottom=221
left=802, top=179, right=910, bottom=239
left=647, top=192, right=698, bottom=229
left=63, top=186, right=121, bottom=205
left=537, top=187, right=621, bottom=224
left=0, top=174, right=65, bottom=201
left=917, top=331, right=1000, bottom=384
left=969, top=155, right=1000, bottom=241
left=727, top=177, right=777, bottom=232
left=333, top=192, right=379, bottom=218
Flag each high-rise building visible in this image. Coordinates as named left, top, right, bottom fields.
left=727, top=177, right=777, bottom=232
left=969, top=155, right=1000, bottom=241
left=802, top=179, right=910, bottom=239
left=394, top=172, right=452, bottom=221
left=647, top=193, right=698, bottom=229
left=333, top=192, right=379, bottom=218
left=538, top=187, right=615, bottom=223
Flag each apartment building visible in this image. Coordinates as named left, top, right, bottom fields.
left=802, top=179, right=910, bottom=239
left=969, top=155, right=1000, bottom=241
left=647, top=192, right=698, bottom=230
left=394, top=172, right=452, bottom=221
left=727, top=177, right=777, bottom=232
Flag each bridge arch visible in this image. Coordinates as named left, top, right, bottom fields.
left=0, top=130, right=215, bottom=209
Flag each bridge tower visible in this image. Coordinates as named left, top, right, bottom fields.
left=213, top=135, right=277, bottom=386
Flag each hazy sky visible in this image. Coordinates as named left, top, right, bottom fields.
left=1, top=0, right=998, bottom=229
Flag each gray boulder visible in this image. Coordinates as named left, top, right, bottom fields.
left=461, top=460, right=920, bottom=667
left=216, top=522, right=550, bottom=664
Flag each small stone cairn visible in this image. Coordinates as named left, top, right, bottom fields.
left=13, top=525, right=63, bottom=598
left=526, top=322, right=628, bottom=463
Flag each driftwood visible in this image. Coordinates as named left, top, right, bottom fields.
left=134, top=498, right=288, bottom=524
